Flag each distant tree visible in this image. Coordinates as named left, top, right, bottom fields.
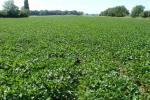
left=23, top=0, right=30, bottom=16
left=100, top=6, right=129, bottom=17
left=30, top=10, right=40, bottom=15
left=24, top=0, right=30, bottom=10
left=30, top=10, right=83, bottom=16
left=19, top=7, right=29, bottom=17
left=55, top=10, right=63, bottom=15
left=113, top=6, right=129, bottom=17
left=131, top=5, right=145, bottom=17
left=0, top=11, right=4, bottom=17
left=39, top=10, right=48, bottom=15
left=0, top=0, right=29, bottom=18
left=140, top=11, right=150, bottom=18
left=78, top=11, right=84, bottom=15
left=2, top=0, right=19, bottom=17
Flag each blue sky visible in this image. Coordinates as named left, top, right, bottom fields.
left=0, top=0, right=150, bottom=14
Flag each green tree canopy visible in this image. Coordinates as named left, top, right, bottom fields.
left=22, top=0, right=30, bottom=16
left=100, top=6, right=129, bottom=17
left=3, top=0, right=19, bottom=17
left=140, top=11, right=150, bottom=18
left=131, top=5, right=145, bottom=17
left=24, top=0, right=30, bottom=10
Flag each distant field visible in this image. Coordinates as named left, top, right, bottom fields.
left=0, top=16, right=150, bottom=99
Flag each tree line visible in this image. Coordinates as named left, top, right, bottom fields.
left=0, top=0, right=150, bottom=18
left=0, top=0, right=30, bottom=17
left=0, top=0, right=83, bottom=18
left=100, top=6, right=129, bottom=17
left=100, top=5, right=150, bottom=18
left=30, top=10, right=83, bottom=16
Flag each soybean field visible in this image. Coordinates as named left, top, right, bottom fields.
left=0, top=16, right=150, bottom=99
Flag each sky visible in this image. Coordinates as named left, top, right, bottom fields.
left=0, top=0, right=150, bottom=14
